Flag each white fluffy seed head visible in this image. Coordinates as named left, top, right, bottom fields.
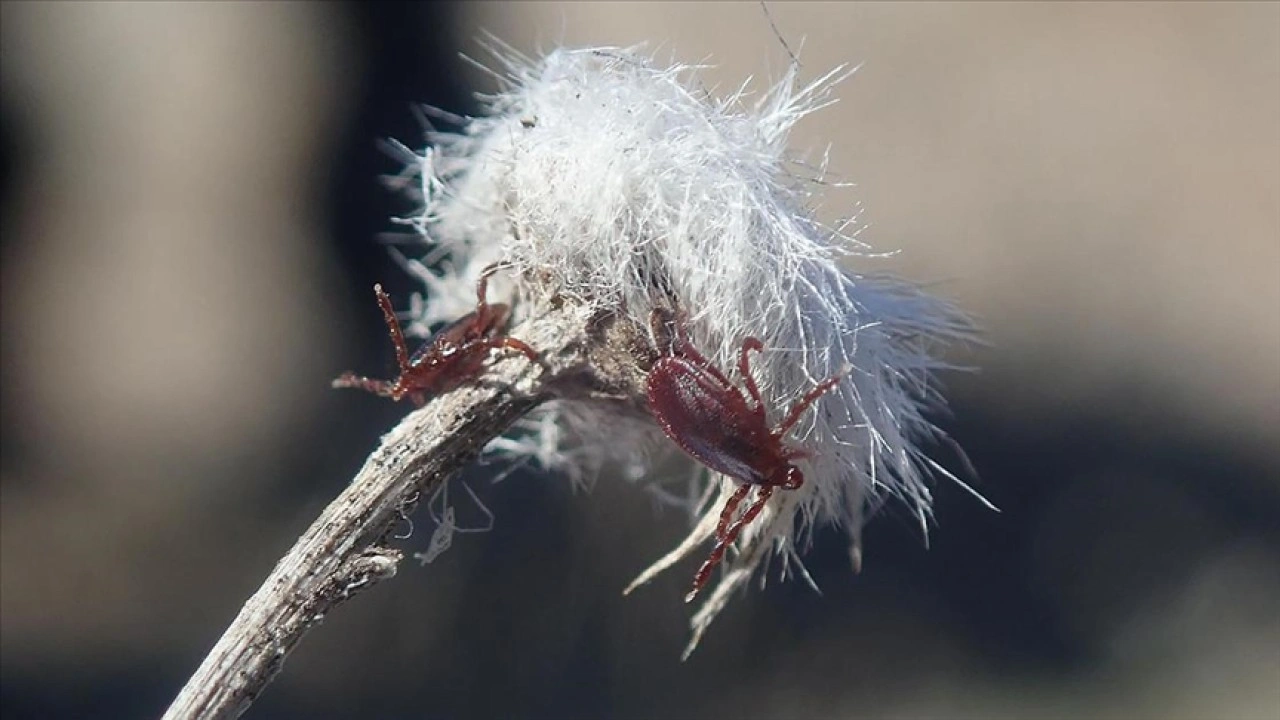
left=396, top=42, right=982, bottom=654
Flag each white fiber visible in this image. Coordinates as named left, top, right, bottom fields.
left=395, top=42, right=983, bottom=653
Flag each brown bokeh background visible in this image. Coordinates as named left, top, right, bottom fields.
left=2, top=3, right=1277, bottom=718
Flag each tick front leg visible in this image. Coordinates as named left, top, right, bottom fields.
left=475, top=261, right=521, bottom=313
left=648, top=308, right=679, bottom=355
left=474, top=263, right=502, bottom=312
left=649, top=308, right=739, bottom=390
left=372, top=284, right=412, bottom=376
left=332, top=372, right=397, bottom=399
left=737, top=337, right=766, bottom=413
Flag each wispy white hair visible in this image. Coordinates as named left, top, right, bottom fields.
left=391, top=42, right=986, bottom=656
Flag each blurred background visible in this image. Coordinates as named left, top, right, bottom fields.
left=2, top=2, right=1277, bottom=718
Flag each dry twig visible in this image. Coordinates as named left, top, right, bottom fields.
left=162, top=294, right=650, bottom=720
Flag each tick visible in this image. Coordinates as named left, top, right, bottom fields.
left=646, top=310, right=847, bottom=602
left=333, top=264, right=539, bottom=406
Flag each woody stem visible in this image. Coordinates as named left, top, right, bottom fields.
left=161, top=294, right=650, bottom=720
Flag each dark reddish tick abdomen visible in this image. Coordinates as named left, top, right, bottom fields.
left=646, top=356, right=778, bottom=485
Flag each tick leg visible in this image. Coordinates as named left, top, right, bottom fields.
left=686, top=485, right=776, bottom=603
left=449, top=337, right=539, bottom=373
left=493, top=336, right=539, bottom=363
left=776, top=367, right=848, bottom=439
left=737, top=337, right=766, bottom=413
left=648, top=308, right=679, bottom=355
left=649, top=309, right=739, bottom=391
left=466, top=264, right=518, bottom=338
left=716, top=483, right=753, bottom=541
left=475, top=261, right=519, bottom=312
left=666, top=311, right=716, bottom=371
left=474, top=264, right=498, bottom=312
left=332, top=372, right=396, bottom=398
left=373, top=284, right=412, bottom=375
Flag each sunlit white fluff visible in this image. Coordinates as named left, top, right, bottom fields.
left=392, top=42, right=984, bottom=656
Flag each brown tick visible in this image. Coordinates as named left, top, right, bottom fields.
left=333, top=264, right=539, bottom=406
left=646, top=310, right=847, bottom=602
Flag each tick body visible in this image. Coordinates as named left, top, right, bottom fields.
left=333, top=264, right=538, bottom=406
left=646, top=311, right=846, bottom=602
